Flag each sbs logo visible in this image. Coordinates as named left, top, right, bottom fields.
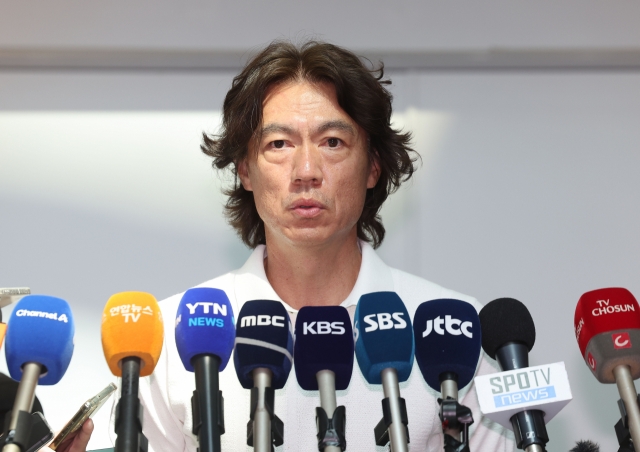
left=422, top=315, right=472, bottom=339
left=363, top=312, right=407, bottom=332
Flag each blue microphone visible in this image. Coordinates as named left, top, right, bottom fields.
left=413, top=299, right=482, bottom=448
left=234, top=300, right=293, bottom=452
left=175, top=287, right=235, bottom=452
left=294, top=306, right=354, bottom=452
left=354, top=291, right=414, bottom=452
left=4, top=295, right=74, bottom=452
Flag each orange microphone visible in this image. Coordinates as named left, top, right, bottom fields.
left=102, top=292, right=164, bottom=452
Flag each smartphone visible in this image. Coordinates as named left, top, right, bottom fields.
left=0, top=412, right=53, bottom=452
left=49, top=383, right=117, bottom=450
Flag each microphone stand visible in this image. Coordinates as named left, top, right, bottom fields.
left=316, top=370, right=346, bottom=452
left=373, top=368, right=409, bottom=452
left=2, top=363, right=41, bottom=452
left=191, top=354, right=224, bottom=452
left=247, top=368, right=283, bottom=452
left=114, top=357, right=148, bottom=452
left=438, top=373, right=474, bottom=452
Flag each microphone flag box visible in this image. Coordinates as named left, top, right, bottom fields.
left=474, top=362, right=572, bottom=430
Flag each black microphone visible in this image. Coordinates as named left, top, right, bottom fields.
left=479, top=298, right=547, bottom=452
left=413, top=299, right=482, bottom=452
left=294, top=306, right=354, bottom=452
left=569, top=440, right=600, bottom=452
left=234, top=300, right=293, bottom=452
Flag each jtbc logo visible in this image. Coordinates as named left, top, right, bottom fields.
left=240, top=315, right=285, bottom=328
left=302, top=321, right=346, bottom=335
left=422, top=315, right=473, bottom=338
left=363, top=312, right=407, bottom=332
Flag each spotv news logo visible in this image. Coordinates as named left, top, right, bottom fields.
left=422, top=315, right=473, bottom=338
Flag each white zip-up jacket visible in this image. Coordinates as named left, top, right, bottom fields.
left=136, top=241, right=515, bottom=452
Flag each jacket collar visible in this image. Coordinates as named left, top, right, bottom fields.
left=232, top=240, right=394, bottom=313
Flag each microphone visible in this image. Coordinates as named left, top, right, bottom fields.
left=0, top=288, right=31, bottom=308
left=354, top=291, right=414, bottom=452
left=574, top=288, right=640, bottom=450
left=412, top=299, right=482, bottom=450
left=101, top=292, right=164, bottom=452
left=0, top=288, right=31, bottom=347
left=0, top=304, right=6, bottom=348
left=479, top=297, right=549, bottom=452
left=569, top=440, right=600, bottom=452
left=3, top=295, right=74, bottom=452
left=175, top=288, right=235, bottom=452
left=294, top=306, right=354, bottom=452
left=234, top=300, right=293, bottom=452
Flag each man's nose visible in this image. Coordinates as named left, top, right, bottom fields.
left=291, top=143, right=322, bottom=187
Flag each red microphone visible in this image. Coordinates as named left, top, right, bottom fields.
left=574, top=288, right=640, bottom=447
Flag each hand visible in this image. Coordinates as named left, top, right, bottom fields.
left=42, top=418, right=94, bottom=452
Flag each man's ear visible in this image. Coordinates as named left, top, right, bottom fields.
left=367, top=152, right=381, bottom=189
left=237, top=159, right=253, bottom=192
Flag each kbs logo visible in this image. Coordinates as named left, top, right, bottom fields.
left=240, top=315, right=285, bottom=328
left=302, top=321, right=345, bottom=335
left=587, top=352, right=596, bottom=370
left=422, top=315, right=472, bottom=338
left=185, top=302, right=228, bottom=316
left=612, top=332, right=632, bottom=349
left=363, top=312, right=407, bottom=332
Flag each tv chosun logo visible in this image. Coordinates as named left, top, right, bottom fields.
left=587, top=352, right=596, bottom=370
left=612, top=332, right=632, bottom=350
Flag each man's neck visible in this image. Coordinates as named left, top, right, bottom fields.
left=263, top=232, right=362, bottom=310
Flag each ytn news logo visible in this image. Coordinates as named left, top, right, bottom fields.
left=422, top=315, right=473, bottom=339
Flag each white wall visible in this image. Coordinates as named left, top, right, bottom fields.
left=1, top=0, right=640, bottom=50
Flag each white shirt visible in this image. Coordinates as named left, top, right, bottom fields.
left=137, top=241, right=515, bottom=452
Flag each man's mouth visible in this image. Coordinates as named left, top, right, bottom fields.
left=290, top=199, right=325, bottom=218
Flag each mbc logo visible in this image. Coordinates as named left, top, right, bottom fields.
left=363, top=312, right=407, bottom=333
left=422, top=315, right=473, bottom=339
left=240, top=315, right=285, bottom=328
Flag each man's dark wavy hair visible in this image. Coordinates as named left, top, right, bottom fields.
left=201, top=40, right=418, bottom=249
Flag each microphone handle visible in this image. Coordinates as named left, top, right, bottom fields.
left=614, top=364, right=640, bottom=449
left=252, top=368, right=273, bottom=452
left=317, top=370, right=340, bottom=452
left=2, top=362, right=41, bottom=452
left=193, top=354, right=222, bottom=452
left=381, top=368, right=408, bottom=452
left=115, top=357, right=142, bottom=452
left=440, top=377, right=460, bottom=441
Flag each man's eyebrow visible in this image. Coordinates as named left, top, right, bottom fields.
left=315, top=120, right=356, bottom=136
left=260, top=123, right=296, bottom=136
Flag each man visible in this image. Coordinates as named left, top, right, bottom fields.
left=81, top=40, right=515, bottom=451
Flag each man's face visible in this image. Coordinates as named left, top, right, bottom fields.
left=238, top=80, right=380, bottom=248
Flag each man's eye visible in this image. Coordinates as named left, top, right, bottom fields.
left=272, top=140, right=285, bottom=149
left=327, top=138, right=340, bottom=148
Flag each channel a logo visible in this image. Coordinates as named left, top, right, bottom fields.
left=422, top=315, right=473, bottom=339
left=612, top=332, right=632, bottom=350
